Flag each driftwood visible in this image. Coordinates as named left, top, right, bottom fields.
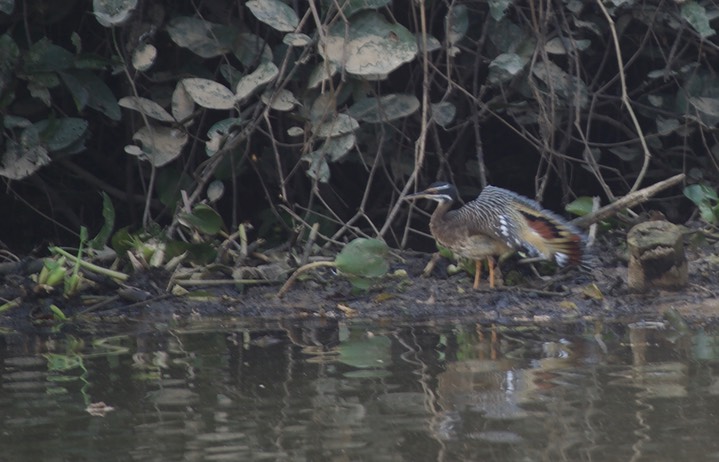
left=570, top=173, right=686, bottom=229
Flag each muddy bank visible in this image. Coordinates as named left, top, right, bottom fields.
left=228, top=245, right=718, bottom=324
left=1, top=232, right=717, bottom=329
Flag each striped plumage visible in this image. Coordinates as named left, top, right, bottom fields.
left=406, top=182, right=586, bottom=288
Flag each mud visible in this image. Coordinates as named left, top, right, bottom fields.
left=1, top=230, right=717, bottom=329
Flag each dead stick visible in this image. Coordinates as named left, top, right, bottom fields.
left=277, top=260, right=336, bottom=299
left=571, top=173, right=685, bottom=229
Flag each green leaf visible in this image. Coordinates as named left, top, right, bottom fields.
left=207, top=180, right=224, bottom=203
left=178, top=204, right=224, bottom=235
left=565, top=196, right=594, bottom=217
left=181, top=78, right=235, bottom=110
left=681, top=1, right=716, bottom=39
left=303, top=151, right=330, bottom=183
left=677, top=70, right=719, bottom=127
left=319, top=133, right=355, bottom=162
left=261, top=89, right=298, bottom=111
left=321, top=11, right=417, bottom=77
left=27, top=79, right=51, bottom=106
left=313, top=113, right=359, bottom=138
left=235, top=61, right=279, bottom=101
left=93, top=0, right=138, bottom=27
left=691, top=329, right=719, bottom=361
left=684, top=184, right=719, bottom=224
left=0, top=0, right=14, bottom=14
left=33, top=118, right=89, bottom=152
left=233, top=32, right=273, bottom=67
left=110, top=226, right=133, bottom=255
left=132, top=43, right=157, bottom=72
left=698, top=203, right=717, bottom=224
left=436, top=244, right=454, bottom=259
left=532, top=60, right=588, bottom=107
left=156, top=168, right=193, bottom=207
left=283, top=33, right=312, bottom=47
left=49, top=304, right=68, bottom=321
left=684, top=183, right=718, bottom=205
left=59, top=69, right=121, bottom=120
left=118, top=96, right=174, bottom=122
left=131, top=43, right=156, bottom=72
left=608, top=146, right=641, bottom=161
left=166, top=16, right=236, bottom=58
left=431, top=102, right=456, bottom=128
left=127, top=125, right=188, bottom=167
left=488, top=53, right=528, bottom=84
left=0, top=127, right=51, bottom=180
left=307, top=61, right=338, bottom=89
left=246, top=0, right=299, bottom=33
left=89, top=192, right=115, bottom=250
left=23, top=38, right=74, bottom=73
left=337, top=331, right=391, bottom=369
left=489, top=0, right=512, bottom=21
left=545, top=37, right=591, bottom=54
left=64, top=273, right=81, bottom=297
left=335, top=238, right=390, bottom=279
left=345, top=275, right=374, bottom=291
left=172, top=81, right=195, bottom=124
left=205, top=117, right=244, bottom=156
left=446, top=4, right=469, bottom=45
left=45, top=352, right=83, bottom=371
left=689, top=97, right=719, bottom=118
left=320, top=0, right=390, bottom=18
left=165, top=241, right=217, bottom=265
left=656, top=117, right=680, bottom=134
left=0, top=34, right=19, bottom=94
left=74, top=53, right=113, bottom=70
left=3, top=115, right=30, bottom=129
left=347, top=94, right=420, bottom=123
left=58, top=71, right=89, bottom=112
left=79, top=225, right=88, bottom=243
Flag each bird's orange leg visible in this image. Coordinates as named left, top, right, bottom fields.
left=487, top=257, right=496, bottom=288
left=473, top=259, right=482, bottom=289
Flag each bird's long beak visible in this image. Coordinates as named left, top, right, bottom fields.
left=405, top=187, right=440, bottom=200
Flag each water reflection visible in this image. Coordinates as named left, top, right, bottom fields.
left=1, top=318, right=719, bottom=461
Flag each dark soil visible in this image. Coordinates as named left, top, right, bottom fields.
left=1, top=230, right=718, bottom=330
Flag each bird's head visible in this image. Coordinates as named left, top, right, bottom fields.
left=405, top=182, right=459, bottom=204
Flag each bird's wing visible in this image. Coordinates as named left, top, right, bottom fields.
left=513, top=202, right=585, bottom=266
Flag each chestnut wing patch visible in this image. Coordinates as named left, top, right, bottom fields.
left=517, top=208, right=584, bottom=266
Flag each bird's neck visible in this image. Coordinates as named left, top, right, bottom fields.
left=429, top=201, right=455, bottom=230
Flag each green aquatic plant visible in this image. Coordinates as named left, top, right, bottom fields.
left=277, top=238, right=391, bottom=297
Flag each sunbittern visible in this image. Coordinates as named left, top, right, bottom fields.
left=406, top=182, right=586, bottom=289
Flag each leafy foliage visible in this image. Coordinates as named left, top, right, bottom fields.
left=0, top=0, right=717, bottom=255
left=684, top=184, right=719, bottom=224
left=335, top=238, right=390, bottom=290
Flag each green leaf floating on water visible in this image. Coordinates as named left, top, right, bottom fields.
left=337, top=332, right=391, bottom=370
left=335, top=238, right=390, bottom=289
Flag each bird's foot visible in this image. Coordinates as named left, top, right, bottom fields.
left=422, top=252, right=442, bottom=277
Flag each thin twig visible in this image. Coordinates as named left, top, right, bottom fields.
left=596, top=0, right=652, bottom=193
left=277, top=260, right=336, bottom=298
left=379, top=0, right=431, bottom=238
left=175, top=279, right=278, bottom=287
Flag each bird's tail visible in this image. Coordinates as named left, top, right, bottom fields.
left=516, top=206, right=586, bottom=267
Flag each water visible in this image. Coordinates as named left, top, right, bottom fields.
left=1, top=317, right=719, bottom=461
